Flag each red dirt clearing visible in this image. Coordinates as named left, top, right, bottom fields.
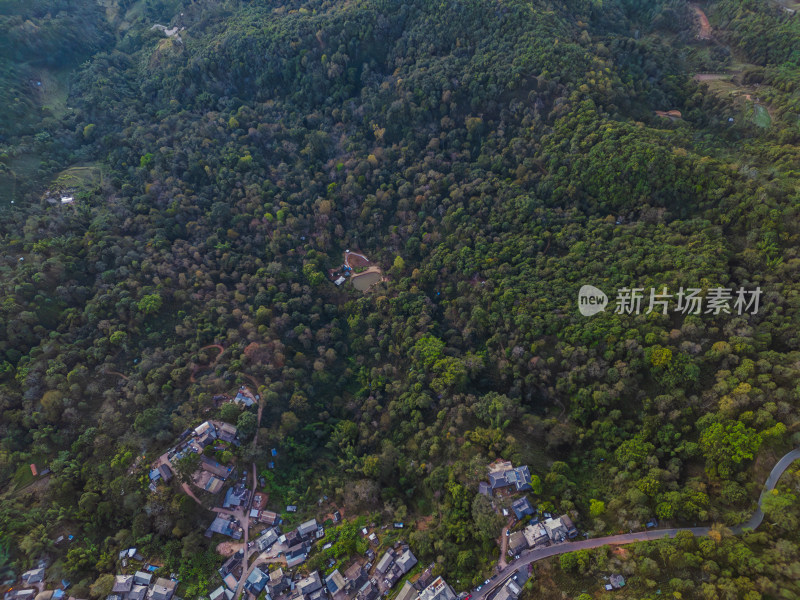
left=691, top=4, right=712, bottom=40
left=344, top=251, right=370, bottom=268
left=217, top=542, right=244, bottom=556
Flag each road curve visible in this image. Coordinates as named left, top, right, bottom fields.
left=732, top=448, right=800, bottom=534
left=473, top=447, right=800, bottom=600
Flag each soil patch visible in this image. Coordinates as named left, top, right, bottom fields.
left=352, top=268, right=382, bottom=291
left=691, top=4, right=712, bottom=40
left=344, top=251, right=370, bottom=269
left=217, top=542, right=244, bottom=557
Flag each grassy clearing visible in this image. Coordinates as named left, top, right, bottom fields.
left=37, top=67, right=71, bottom=118
left=11, top=463, right=36, bottom=490
left=51, top=164, right=103, bottom=192
left=753, top=103, right=771, bottom=128
left=9, top=455, right=49, bottom=492
left=693, top=73, right=776, bottom=128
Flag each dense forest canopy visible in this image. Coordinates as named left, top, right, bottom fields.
left=2, top=0, right=800, bottom=597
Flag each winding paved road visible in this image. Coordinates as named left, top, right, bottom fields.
left=473, top=448, right=800, bottom=600
left=732, top=448, right=800, bottom=533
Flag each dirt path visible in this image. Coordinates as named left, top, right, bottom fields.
left=191, top=344, right=226, bottom=383
left=182, top=482, right=205, bottom=507
left=691, top=4, right=712, bottom=40
left=352, top=265, right=381, bottom=277
left=242, top=374, right=261, bottom=390
left=101, top=367, right=130, bottom=381
left=497, top=524, right=510, bottom=570
left=239, top=375, right=265, bottom=444
left=200, top=343, right=225, bottom=355
left=693, top=73, right=728, bottom=81
left=212, top=507, right=237, bottom=516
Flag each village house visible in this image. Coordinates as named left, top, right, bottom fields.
left=355, top=581, right=379, bottom=600
left=375, top=551, right=394, bottom=575
left=543, top=515, right=577, bottom=542
left=511, top=514, right=577, bottom=553
left=223, top=574, right=238, bottom=592
left=297, top=519, right=318, bottom=540
left=522, top=522, right=549, bottom=548
left=194, top=421, right=217, bottom=448
left=209, top=587, right=233, bottom=600
left=205, top=515, right=242, bottom=540
left=233, top=388, right=255, bottom=408
left=508, top=531, right=527, bottom=556
left=417, top=577, right=456, bottom=600
left=605, top=574, right=625, bottom=591
left=147, top=578, right=176, bottom=600
left=112, top=576, right=133, bottom=595
left=395, top=549, right=417, bottom=575
left=200, top=456, right=232, bottom=480
left=202, top=475, right=225, bottom=494
left=218, top=551, right=242, bottom=579
left=284, top=543, right=309, bottom=568
left=486, top=461, right=532, bottom=494
left=254, top=528, right=280, bottom=552
left=267, top=569, right=289, bottom=597
left=413, top=569, right=434, bottom=593
left=343, top=563, right=367, bottom=593
left=244, top=568, right=268, bottom=597
left=283, top=530, right=300, bottom=547
left=394, top=582, right=418, bottom=600
left=4, top=591, right=36, bottom=600
left=259, top=510, right=279, bottom=526
left=21, top=568, right=45, bottom=585
left=157, top=464, right=173, bottom=483
left=133, top=573, right=152, bottom=587
left=324, top=570, right=346, bottom=598
left=295, top=572, right=323, bottom=600
left=4, top=591, right=35, bottom=600
left=511, top=497, right=534, bottom=520
left=493, top=579, right=521, bottom=600
left=560, top=515, right=578, bottom=538
left=218, top=423, right=239, bottom=444
left=372, top=546, right=417, bottom=589
left=223, top=484, right=249, bottom=509
left=128, top=585, right=148, bottom=600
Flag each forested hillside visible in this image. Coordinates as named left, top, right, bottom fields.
left=2, top=0, right=800, bottom=597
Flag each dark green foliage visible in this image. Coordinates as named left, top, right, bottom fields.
left=1, top=0, right=800, bottom=593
